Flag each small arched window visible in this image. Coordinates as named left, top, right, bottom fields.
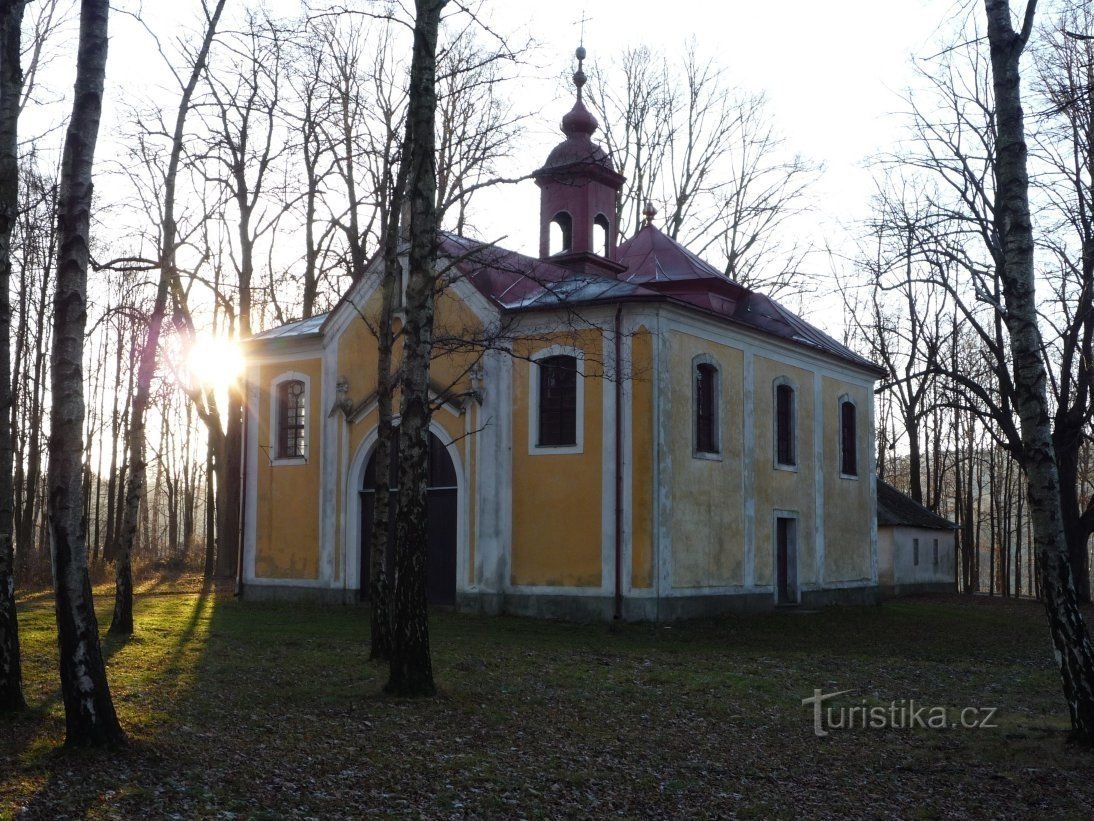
left=537, top=354, right=578, bottom=447
left=839, top=399, right=858, bottom=476
left=775, top=383, right=796, bottom=467
left=695, top=362, right=719, bottom=455
left=593, top=213, right=610, bottom=257
left=549, top=212, right=573, bottom=255
left=277, top=379, right=307, bottom=459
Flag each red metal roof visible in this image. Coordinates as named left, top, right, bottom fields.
left=255, top=228, right=884, bottom=378
left=443, top=229, right=885, bottom=377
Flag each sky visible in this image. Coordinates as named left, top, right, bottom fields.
left=470, top=0, right=965, bottom=267
left=24, top=0, right=973, bottom=333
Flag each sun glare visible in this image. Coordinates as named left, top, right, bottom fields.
left=183, top=334, right=245, bottom=391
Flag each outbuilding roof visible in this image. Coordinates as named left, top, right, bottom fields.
left=876, top=479, right=958, bottom=530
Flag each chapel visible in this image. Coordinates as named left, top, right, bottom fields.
left=240, top=48, right=886, bottom=619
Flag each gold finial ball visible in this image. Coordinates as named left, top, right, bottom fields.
left=643, top=201, right=658, bottom=225
left=576, top=45, right=587, bottom=61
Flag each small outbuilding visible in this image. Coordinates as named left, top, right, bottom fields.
left=876, top=479, right=956, bottom=596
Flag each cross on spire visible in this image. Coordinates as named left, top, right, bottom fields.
left=575, top=11, right=591, bottom=45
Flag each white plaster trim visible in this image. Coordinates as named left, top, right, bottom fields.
left=652, top=310, right=666, bottom=616
left=771, top=375, right=799, bottom=471
left=814, top=375, right=825, bottom=588
left=242, top=367, right=261, bottom=585
left=601, top=332, right=615, bottom=597
left=506, top=583, right=608, bottom=597
left=868, top=394, right=879, bottom=586
left=664, top=583, right=766, bottom=596
left=690, top=352, right=723, bottom=459
left=319, top=345, right=337, bottom=584
left=498, top=351, right=514, bottom=591
left=527, top=344, right=585, bottom=455
left=244, top=577, right=330, bottom=588
left=620, top=320, right=635, bottom=597
left=244, top=342, right=324, bottom=363
left=268, top=370, right=312, bottom=466
left=743, top=349, right=756, bottom=588
left=835, top=393, right=862, bottom=481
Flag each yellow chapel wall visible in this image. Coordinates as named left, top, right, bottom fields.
left=629, top=327, right=655, bottom=589
left=821, top=376, right=873, bottom=582
left=251, top=356, right=324, bottom=579
left=752, top=355, right=816, bottom=588
left=333, top=283, right=482, bottom=587
left=666, top=330, right=746, bottom=588
left=510, top=329, right=605, bottom=588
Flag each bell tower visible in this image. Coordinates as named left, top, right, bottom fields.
left=532, top=46, right=626, bottom=277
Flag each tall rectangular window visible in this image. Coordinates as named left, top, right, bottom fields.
left=933, top=539, right=939, bottom=567
left=537, top=355, right=577, bottom=447
left=695, top=363, right=719, bottom=454
left=277, top=379, right=307, bottom=459
left=776, top=383, right=795, bottom=466
left=913, top=538, right=920, bottom=566
left=840, top=400, right=858, bottom=476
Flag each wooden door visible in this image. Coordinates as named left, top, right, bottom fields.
left=360, top=432, right=457, bottom=605
left=776, top=517, right=791, bottom=604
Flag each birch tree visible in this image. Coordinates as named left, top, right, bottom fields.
left=0, top=0, right=26, bottom=713
left=983, top=0, right=1094, bottom=742
left=385, top=0, right=447, bottom=698
left=47, top=0, right=125, bottom=746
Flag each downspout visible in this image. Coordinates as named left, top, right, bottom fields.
left=235, top=385, right=247, bottom=598
left=614, top=305, right=624, bottom=620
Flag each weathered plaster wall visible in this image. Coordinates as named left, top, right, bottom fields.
left=882, top=525, right=955, bottom=588
left=821, top=376, right=873, bottom=583
left=630, top=327, right=654, bottom=589
left=752, top=356, right=815, bottom=588
left=667, top=331, right=745, bottom=588
left=509, top=329, right=605, bottom=587
left=253, top=356, right=323, bottom=579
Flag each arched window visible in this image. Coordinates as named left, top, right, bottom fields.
left=277, top=379, right=307, bottom=459
left=537, top=354, right=578, bottom=447
left=694, top=361, right=719, bottom=455
left=775, top=382, right=796, bottom=467
left=549, top=212, right=573, bottom=255
left=839, top=399, right=858, bottom=476
left=593, top=213, right=610, bottom=257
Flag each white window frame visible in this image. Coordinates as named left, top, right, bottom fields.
left=837, top=393, right=860, bottom=480
left=692, top=353, right=722, bottom=461
left=528, top=345, right=584, bottom=455
left=772, top=375, right=798, bottom=472
left=269, top=370, right=311, bottom=465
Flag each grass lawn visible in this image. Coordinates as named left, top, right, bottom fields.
left=3, top=578, right=1093, bottom=818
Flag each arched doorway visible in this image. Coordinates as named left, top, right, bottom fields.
left=360, top=432, right=458, bottom=605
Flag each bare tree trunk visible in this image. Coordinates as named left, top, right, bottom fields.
left=385, top=0, right=448, bottom=698
left=110, top=0, right=226, bottom=635
left=102, top=322, right=122, bottom=562
left=203, top=433, right=215, bottom=578
left=366, top=140, right=410, bottom=662
left=985, top=0, right=1094, bottom=742
left=0, top=0, right=27, bottom=713
left=47, top=0, right=124, bottom=746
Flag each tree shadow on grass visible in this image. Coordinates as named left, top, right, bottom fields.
left=4, top=580, right=219, bottom=819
